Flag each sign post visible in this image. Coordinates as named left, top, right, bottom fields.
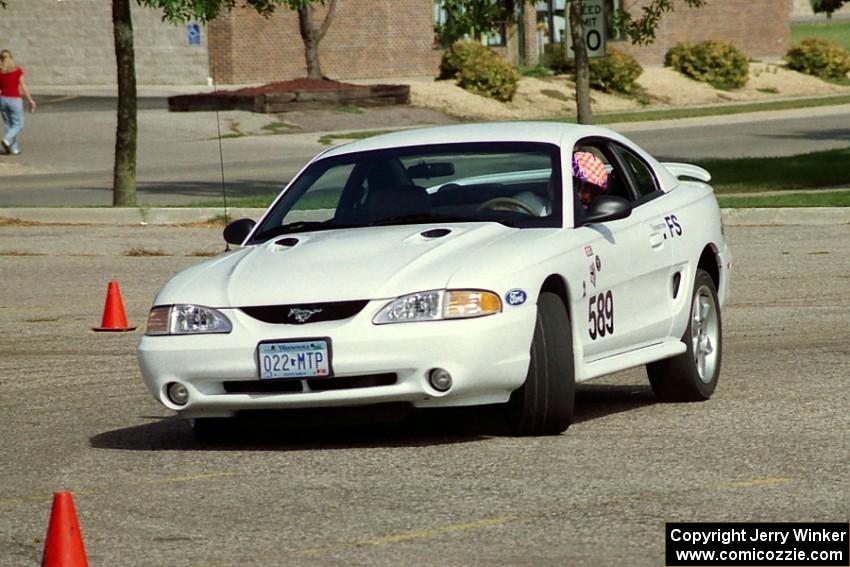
left=564, top=0, right=606, bottom=59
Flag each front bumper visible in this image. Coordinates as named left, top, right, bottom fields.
left=137, top=300, right=536, bottom=418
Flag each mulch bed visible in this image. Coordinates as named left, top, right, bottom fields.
left=223, top=78, right=368, bottom=96
left=169, top=78, right=408, bottom=113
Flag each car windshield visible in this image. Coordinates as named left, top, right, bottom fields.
left=249, top=142, right=563, bottom=242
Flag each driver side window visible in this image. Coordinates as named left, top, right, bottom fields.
left=571, top=141, right=635, bottom=226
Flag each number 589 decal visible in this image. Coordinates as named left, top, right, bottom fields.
left=588, top=290, right=614, bottom=340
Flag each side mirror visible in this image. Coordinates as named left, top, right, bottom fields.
left=223, top=218, right=256, bottom=245
left=581, top=195, right=632, bottom=225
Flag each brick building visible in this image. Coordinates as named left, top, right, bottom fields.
left=210, top=0, right=794, bottom=84
left=0, top=0, right=794, bottom=86
left=208, top=0, right=442, bottom=83
left=606, top=0, right=793, bottom=65
left=0, top=0, right=208, bottom=86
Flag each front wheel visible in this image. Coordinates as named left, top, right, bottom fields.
left=647, top=269, right=722, bottom=402
left=506, top=291, right=575, bottom=435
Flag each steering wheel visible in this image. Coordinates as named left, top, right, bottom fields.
left=476, top=197, right=537, bottom=216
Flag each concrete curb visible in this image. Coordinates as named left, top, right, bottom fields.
left=2, top=207, right=848, bottom=226
left=720, top=207, right=850, bottom=226
left=0, top=208, right=265, bottom=225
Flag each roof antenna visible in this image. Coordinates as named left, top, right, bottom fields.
left=212, top=69, right=231, bottom=252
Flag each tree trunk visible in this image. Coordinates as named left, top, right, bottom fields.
left=297, top=0, right=339, bottom=80
left=569, top=0, right=593, bottom=125
left=112, top=0, right=137, bottom=206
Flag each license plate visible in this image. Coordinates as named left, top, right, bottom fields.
left=258, top=339, right=331, bottom=379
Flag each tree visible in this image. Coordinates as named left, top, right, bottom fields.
left=434, top=0, right=517, bottom=48
left=569, top=0, right=705, bottom=124
left=568, top=1, right=592, bottom=125
left=113, top=0, right=137, bottom=206
left=109, top=0, right=337, bottom=207
left=810, top=0, right=850, bottom=19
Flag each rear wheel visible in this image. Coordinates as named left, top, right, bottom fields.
left=647, top=269, right=722, bottom=402
left=506, top=291, right=575, bottom=435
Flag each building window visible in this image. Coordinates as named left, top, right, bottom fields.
left=433, top=1, right=508, bottom=47
left=606, top=0, right=625, bottom=42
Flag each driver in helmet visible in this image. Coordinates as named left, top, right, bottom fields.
left=573, top=151, right=608, bottom=209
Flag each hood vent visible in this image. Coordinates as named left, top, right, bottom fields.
left=420, top=228, right=452, bottom=239
left=274, top=237, right=300, bottom=248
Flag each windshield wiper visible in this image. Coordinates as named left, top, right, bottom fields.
left=252, top=220, right=355, bottom=241
left=371, top=213, right=517, bottom=228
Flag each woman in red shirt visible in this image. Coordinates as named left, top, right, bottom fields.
left=0, top=49, right=37, bottom=155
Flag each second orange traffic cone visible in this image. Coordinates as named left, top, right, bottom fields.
left=41, top=491, right=89, bottom=567
left=92, top=280, right=137, bottom=332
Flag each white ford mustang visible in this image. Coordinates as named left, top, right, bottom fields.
left=137, top=122, right=730, bottom=436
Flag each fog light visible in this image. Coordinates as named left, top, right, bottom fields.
left=429, top=368, right=453, bottom=392
left=167, top=382, right=190, bottom=406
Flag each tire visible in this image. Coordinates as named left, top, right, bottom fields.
left=647, top=269, right=722, bottom=402
left=506, top=291, right=575, bottom=435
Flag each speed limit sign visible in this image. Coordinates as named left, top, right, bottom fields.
left=564, top=0, right=606, bottom=59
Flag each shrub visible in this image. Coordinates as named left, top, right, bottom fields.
left=456, top=53, right=520, bottom=102
left=589, top=49, right=643, bottom=95
left=664, top=41, right=749, bottom=89
left=786, top=38, right=850, bottom=80
left=540, top=45, right=643, bottom=96
left=440, top=40, right=520, bottom=102
left=438, top=40, right=491, bottom=80
left=540, top=42, right=572, bottom=74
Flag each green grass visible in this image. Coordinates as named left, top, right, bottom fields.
left=261, top=121, right=298, bottom=133
left=718, top=191, right=850, bottom=208
left=333, top=104, right=365, bottom=114
left=318, top=129, right=396, bottom=146
left=191, top=195, right=277, bottom=209
left=521, top=66, right=555, bottom=78
left=692, top=148, right=850, bottom=193
left=791, top=21, right=850, bottom=51
left=590, top=94, right=850, bottom=124
left=757, top=87, right=780, bottom=95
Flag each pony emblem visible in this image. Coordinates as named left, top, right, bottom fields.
left=288, top=307, right=322, bottom=324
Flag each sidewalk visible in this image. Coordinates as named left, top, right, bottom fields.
left=3, top=84, right=850, bottom=224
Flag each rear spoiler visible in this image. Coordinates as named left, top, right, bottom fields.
left=662, top=162, right=711, bottom=183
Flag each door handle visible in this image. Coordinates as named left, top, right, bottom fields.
left=649, top=232, right=665, bottom=248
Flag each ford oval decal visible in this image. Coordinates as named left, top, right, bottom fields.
left=505, top=289, right=527, bottom=306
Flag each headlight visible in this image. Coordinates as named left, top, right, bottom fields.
left=145, top=305, right=233, bottom=335
left=373, top=290, right=502, bottom=324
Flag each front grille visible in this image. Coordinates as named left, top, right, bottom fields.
left=222, top=373, right=397, bottom=395
left=240, top=300, right=369, bottom=325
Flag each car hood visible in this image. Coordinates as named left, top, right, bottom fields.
left=155, top=223, right=523, bottom=307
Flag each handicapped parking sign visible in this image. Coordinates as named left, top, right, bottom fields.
left=187, top=23, right=201, bottom=46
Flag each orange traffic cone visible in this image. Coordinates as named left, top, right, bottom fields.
left=92, top=280, right=137, bottom=332
left=42, top=491, right=89, bottom=567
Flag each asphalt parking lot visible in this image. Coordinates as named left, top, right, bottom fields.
left=0, top=222, right=848, bottom=566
